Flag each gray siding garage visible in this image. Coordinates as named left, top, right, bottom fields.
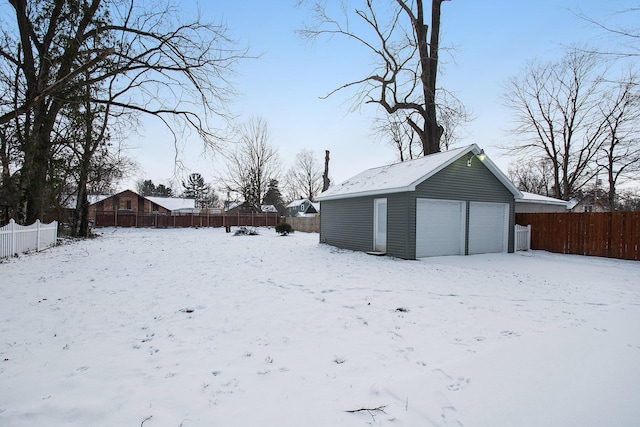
left=316, top=144, right=523, bottom=259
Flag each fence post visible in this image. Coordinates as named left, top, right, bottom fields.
left=36, top=219, right=41, bottom=252
left=10, top=219, right=16, bottom=256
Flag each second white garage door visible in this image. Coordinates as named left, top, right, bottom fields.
left=416, top=199, right=466, bottom=257
left=468, top=202, right=509, bottom=255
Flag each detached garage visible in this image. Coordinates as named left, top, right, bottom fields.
left=315, top=144, right=523, bottom=259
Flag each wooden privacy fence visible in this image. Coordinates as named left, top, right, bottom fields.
left=0, top=219, right=59, bottom=258
left=516, top=212, right=640, bottom=261
left=94, top=212, right=281, bottom=229
left=283, top=216, right=319, bottom=233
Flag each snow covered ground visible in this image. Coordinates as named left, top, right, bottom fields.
left=1, top=227, right=639, bottom=427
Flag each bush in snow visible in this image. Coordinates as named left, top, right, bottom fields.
left=275, top=222, right=293, bottom=236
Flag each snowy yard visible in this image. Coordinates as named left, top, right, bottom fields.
left=1, top=227, right=639, bottom=427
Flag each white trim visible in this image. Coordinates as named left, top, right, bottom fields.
left=316, top=144, right=522, bottom=201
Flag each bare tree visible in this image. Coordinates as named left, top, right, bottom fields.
left=298, top=0, right=457, bottom=155
left=503, top=48, right=609, bottom=200
left=596, top=71, right=640, bottom=210
left=576, top=6, right=640, bottom=57
left=286, top=149, right=324, bottom=202
left=508, top=157, right=555, bottom=196
left=0, top=0, right=247, bottom=223
left=373, top=112, right=418, bottom=162
left=224, top=116, right=280, bottom=206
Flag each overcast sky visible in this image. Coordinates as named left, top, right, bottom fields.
left=126, top=0, right=634, bottom=193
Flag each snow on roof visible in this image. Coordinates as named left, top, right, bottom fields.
left=261, top=205, right=278, bottom=213
left=518, top=192, right=569, bottom=206
left=316, top=144, right=522, bottom=201
left=88, top=194, right=110, bottom=204
left=286, top=199, right=309, bottom=208
left=146, top=196, right=196, bottom=211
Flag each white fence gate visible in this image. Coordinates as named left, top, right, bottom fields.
left=515, top=224, right=531, bottom=251
left=0, top=219, right=59, bottom=259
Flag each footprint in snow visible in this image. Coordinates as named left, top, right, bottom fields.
left=442, top=405, right=464, bottom=427
left=447, top=377, right=470, bottom=391
left=333, top=356, right=347, bottom=364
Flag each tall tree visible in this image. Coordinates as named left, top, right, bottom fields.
left=0, top=0, right=246, bottom=223
left=137, top=180, right=173, bottom=197
left=299, top=0, right=456, bottom=155
left=137, top=179, right=157, bottom=197
left=503, top=48, right=609, bottom=200
left=508, top=158, right=555, bottom=197
left=182, top=173, right=210, bottom=209
left=154, top=184, right=173, bottom=198
left=262, top=179, right=286, bottom=215
left=595, top=71, right=640, bottom=210
left=224, top=116, right=280, bottom=206
left=286, top=149, right=323, bottom=202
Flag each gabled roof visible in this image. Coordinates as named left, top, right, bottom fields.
left=316, top=144, right=522, bottom=201
left=146, top=196, right=195, bottom=211
left=87, top=190, right=195, bottom=211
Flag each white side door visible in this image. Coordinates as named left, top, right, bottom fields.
left=374, top=198, right=387, bottom=252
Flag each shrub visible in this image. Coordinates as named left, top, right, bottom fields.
left=275, top=222, right=293, bottom=235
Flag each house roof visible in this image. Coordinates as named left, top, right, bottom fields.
left=146, top=196, right=195, bottom=211
left=315, top=144, right=523, bottom=201
left=518, top=192, right=568, bottom=207
left=286, top=199, right=310, bottom=208
left=86, top=190, right=195, bottom=211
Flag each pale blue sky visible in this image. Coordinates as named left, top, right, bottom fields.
left=130, top=0, right=635, bottom=192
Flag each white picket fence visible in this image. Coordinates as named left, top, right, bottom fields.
left=515, top=224, right=531, bottom=251
left=0, top=219, right=59, bottom=259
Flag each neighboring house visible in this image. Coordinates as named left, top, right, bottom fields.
left=315, top=144, right=523, bottom=259
left=515, top=192, right=568, bottom=213
left=224, top=201, right=261, bottom=214
left=286, top=199, right=319, bottom=217
left=89, top=190, right=195, bottom=222
left=568, top=194, right=610, bottom=213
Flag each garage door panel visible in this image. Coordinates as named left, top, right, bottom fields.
left=416, top=199, right=465, bottom=257
left=468, top=202, right=508, bottom=255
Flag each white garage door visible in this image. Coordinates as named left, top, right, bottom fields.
left=468, top=202, right=509, bottom=255
left=416, top=199, right=466, bottom=257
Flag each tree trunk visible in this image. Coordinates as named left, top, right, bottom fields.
left=322, top=150, right=330, bottom=192
left=415, top=0, right=444, bottom=155
left=73, top=151, right=92, bottom=237
left=22, top=122, right=54, bottom=223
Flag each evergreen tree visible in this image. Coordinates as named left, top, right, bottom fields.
left=138, top=179, right=156, bottom=196
left=263, top=179, right=286, bottom=215
left=182, top=173, right=210, bottom=208
left=154, top=184, right=173, bottom=197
